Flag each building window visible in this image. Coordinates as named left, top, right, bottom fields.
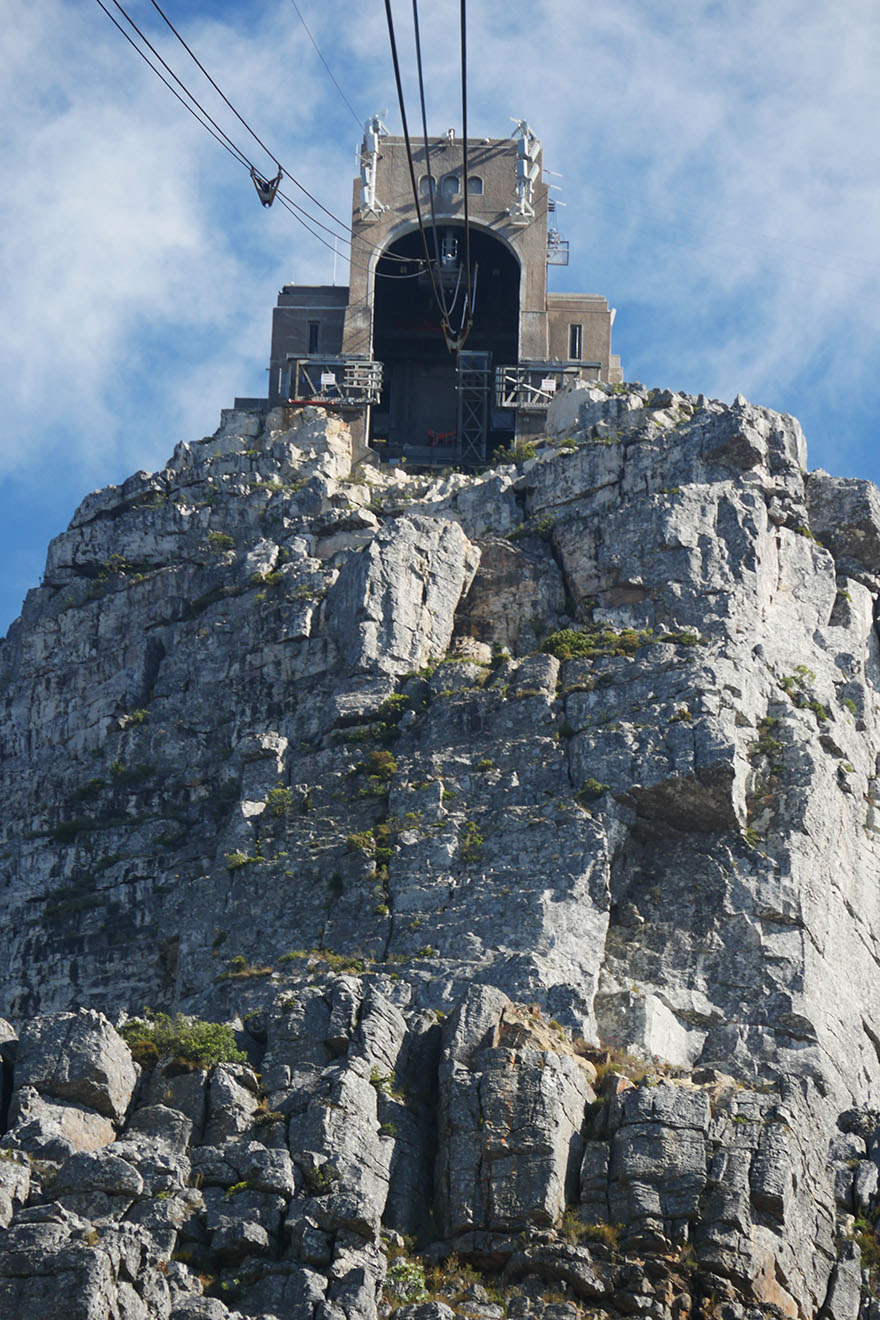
left=308, top=322, right=319, bottom=353
left=418, top=175, right=435, bottom=196
left=467, top=175, right=483, bottom=195
left=440, top=174, right=460, bottom=198
left=569, top=324, right=582, bottom=360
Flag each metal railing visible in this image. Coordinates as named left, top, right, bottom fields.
left=546, top=234, right=570, bottom=266
left=286, top=356, right=383, bottom=407
left=495, top=361, right=601, bottom=411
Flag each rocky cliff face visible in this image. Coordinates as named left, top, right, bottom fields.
left=2, top=385, right=880, bottom=1319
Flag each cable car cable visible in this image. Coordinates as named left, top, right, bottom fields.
left=98, top=0, right=426, bottom=273
left=148, top=0, right=283, bottom=171
left=411, top=0, right=452, bottom=323
left=100, top=0, right=251, bottom=169
left=146, top=0, right=395, bottom=248
left=287, top=0, right=362, bottom=129
left=99, top=0, right=434, bottom=288
left=93, top=1, right=243, bottom=166
left=95, top=0, right=420, bottom=282
left=274, top=194, right=426, bottom=280
left=382, top=0, right=451, bottom=333
left=101, top=0, right=353, bottom=249
left=458, top=0, right=473, bottom=346
left=144, top=0, right=426, bottom=266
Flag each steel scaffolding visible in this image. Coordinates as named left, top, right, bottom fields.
left=456, top=351, right=492, bottom=461
left=287, top=357, right=383, bottom=407
left=494, top=361, right=600, bottom=411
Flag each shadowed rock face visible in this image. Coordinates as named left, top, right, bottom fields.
left=1, top=387, right=880, bottom=1318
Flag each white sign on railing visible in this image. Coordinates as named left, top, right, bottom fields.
left=320, top=373, right=337, bottom=387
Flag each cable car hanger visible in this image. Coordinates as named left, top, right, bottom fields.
left=251, top=166, right=283, bottom=207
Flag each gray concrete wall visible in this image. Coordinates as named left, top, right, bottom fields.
left=342, top=136, right=550, bottom=361
left=547, top=293, right=621, bottom=380
left=268, top=285, right=348, bottom=403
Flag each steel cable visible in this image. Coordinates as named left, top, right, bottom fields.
left=383, top=0, right=451, bottom=332
left=102, top=0, right=251, bottom=168
left=146, top=0, right=415, bottom=254
left=412, top=0, right=452, bottom=323
left=458, top=0, right=473, bottom=345
left=287, top=0, right=362, bottom=128
left=94, top=0, right=423, bottom=278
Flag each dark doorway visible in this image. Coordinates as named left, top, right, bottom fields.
left=370, top=225, right=519, bottom=464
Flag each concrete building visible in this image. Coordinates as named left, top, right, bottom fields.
left=256, top=121, right=622, bottom=465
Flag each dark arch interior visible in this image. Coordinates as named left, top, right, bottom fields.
left=370, top=225, right=519, bottom=464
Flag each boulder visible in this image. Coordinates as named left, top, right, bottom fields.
left=14, top=1011, right=136, bottom=1122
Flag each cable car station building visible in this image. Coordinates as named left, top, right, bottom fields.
left=263, top=121, right=622, bottom=466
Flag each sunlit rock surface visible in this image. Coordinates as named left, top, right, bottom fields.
left=1, top=386, right=880, bottom=1318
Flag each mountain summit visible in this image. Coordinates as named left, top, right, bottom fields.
left=0, top=384, right=878, bottom=1319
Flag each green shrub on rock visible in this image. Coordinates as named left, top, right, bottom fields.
left=265, top=784, right=295, bottom=817
left=384, top=1257, right=428, bottom=1304
left=362, top=749, right=398, bottom=781
left=120, top=1011, right=246, bottom=1069
left=541, top=625, right=652, bottom=661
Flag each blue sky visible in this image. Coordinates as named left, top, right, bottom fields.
left=2, top=0, right=880, bottom=635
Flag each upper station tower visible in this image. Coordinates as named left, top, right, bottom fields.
left=260, top=119, right=622, bottom=465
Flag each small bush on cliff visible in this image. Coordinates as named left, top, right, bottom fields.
left=458, top=821, right=484, bottom=862
left=265, top=784, right=295, bottom=817
left=561, top=1209, right=622, bottom=1250
left=361, top=749, right=398, bottom=781
left=576, top=778, right=609, bottom=804
left=850, top=1218, right=880, bottom=1274
left=384, top=1257, right=428, bottom=1304
left=120, top=1011, right=246, bottom=1069
left=541, top=625, right=652, bottom=661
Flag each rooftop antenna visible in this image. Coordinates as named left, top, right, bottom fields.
left=359, top=111, right=389, bottom=219
left=509, top=117, right=541, bottom=223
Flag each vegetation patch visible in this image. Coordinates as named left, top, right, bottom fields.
left=541, top=624, right=654, bottom=661
left=779, top=665, right=828, bottom=722
left=383, top=1257, right=429, bottom=1304
left=458, top=820, right=484, bottom=862
left=278, top=948, right=367, bottom=975
left=51, top=816, right=93, bottom=844
left=361, top=749, right=398, bottom=782
left=120, top=1011, right=247, bottom=1069
left=109, top=761, right=154, bottom=786
left=68, top=777, right=107, bottom=805
left=219, top=955, right=273, bottom=980
left=507, top=513, right=557, bottom=543
left=576, top=778, right=610, bottom=805
left=749, top=715, right=783, bottom=759
left=265, top=784, right=295, bottom=817
left=369, top=1066, right=406, bottom=1100
left=561, top=1209, right=622, bottom=1251
left=44, top=873, right=102, bottom=918
left=224, top=850, right=255, bottom=871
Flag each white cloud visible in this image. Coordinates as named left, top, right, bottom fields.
left=3, top=0, right=880, bottom=633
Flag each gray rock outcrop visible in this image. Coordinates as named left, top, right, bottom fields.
left=2, top=386, right=880, bottom=1318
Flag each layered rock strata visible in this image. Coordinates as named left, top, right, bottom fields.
left=1, top=384, right=880, bottom=1317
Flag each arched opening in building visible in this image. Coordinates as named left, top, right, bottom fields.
left=370, top=223, right=519, bottom=464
